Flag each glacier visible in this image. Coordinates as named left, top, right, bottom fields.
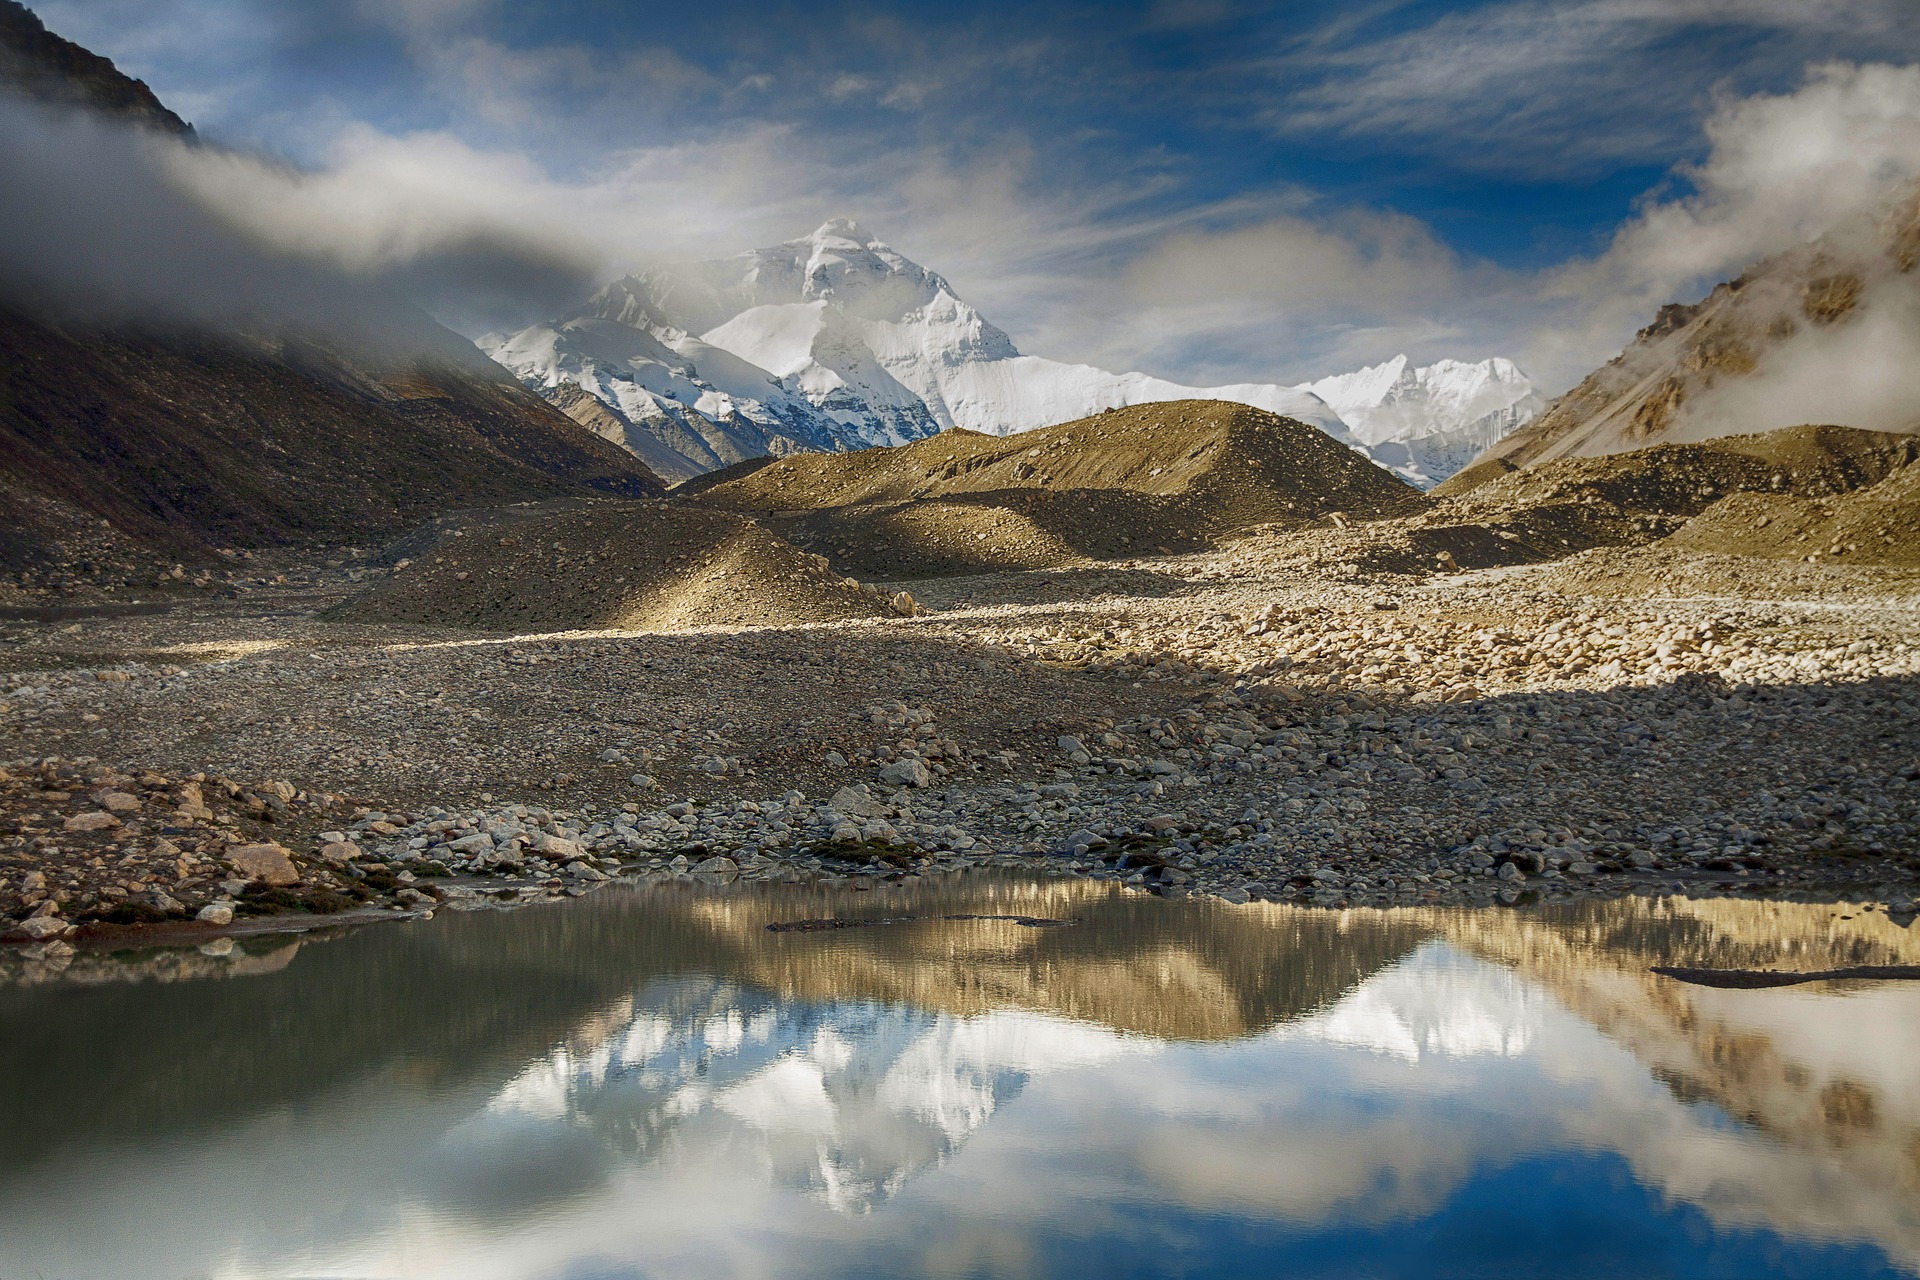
left=483, top=218, right=1538, bottom=486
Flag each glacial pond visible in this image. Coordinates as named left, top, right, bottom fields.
left=3, top=877, right=1917, bottom=1279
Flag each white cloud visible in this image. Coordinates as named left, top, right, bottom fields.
left=28, top=0, right=1919, bottom=399
left=1524, top=60, right=1920, bottom=384
left=140, top=58, right=1920, bottom=392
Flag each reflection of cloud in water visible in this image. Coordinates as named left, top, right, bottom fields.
left=7, top=892, right=1920, bottom=1280
left=452, top=947, right=1916, bottom=1269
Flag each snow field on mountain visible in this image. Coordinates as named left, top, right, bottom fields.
left=484, top=219, right=1538, bottom=485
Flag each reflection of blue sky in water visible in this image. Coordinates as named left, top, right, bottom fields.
left=3, top=943, right=1915, bottom=1279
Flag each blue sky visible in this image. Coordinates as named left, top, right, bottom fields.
left=29, top=0, right=1920, bottom=389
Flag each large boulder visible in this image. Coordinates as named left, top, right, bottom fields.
left=225, top=842, right=299, bottom=886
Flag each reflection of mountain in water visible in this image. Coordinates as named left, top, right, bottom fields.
left=4, top=883, right=1920, bottom=1278
left=1283, top=940, right=1542, bottom=1062
left=486, top=976, right=1142, bottom=1212
left=1421, top=897, right=1920, bottom=1245
left=0, top=876, right=1426, bottom=1155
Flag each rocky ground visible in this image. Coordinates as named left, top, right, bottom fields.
left=2, top=531, right=1917, bottom=965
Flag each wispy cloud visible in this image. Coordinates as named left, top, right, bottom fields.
left=1263, top=0, right=1920, bottom=174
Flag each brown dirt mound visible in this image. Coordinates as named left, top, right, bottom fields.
left=327, top=503, right=894, bottom=632
left=687, top=400, right=1420, bottom=577
left=1213, top=424, right=1919, bottom=582
left=776, top=500, right=1095, bottom=578
left=1526, top=543, right=1920, bottom=600
left=1435, top=424, right=1917, bottom=508
left=1665, top=458, right=1920, bottom=566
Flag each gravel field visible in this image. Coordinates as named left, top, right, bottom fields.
left=3, top=529, right=1917, bottom=965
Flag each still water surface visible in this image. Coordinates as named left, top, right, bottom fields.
left=2, top=876, right=1917, bottom=1279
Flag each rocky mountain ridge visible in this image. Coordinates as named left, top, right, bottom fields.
left=0, top=0, right=190, bottom=136
left=488, top=220, right=1533, bottom=486
left=1459, top=187, right=1920, bottom=483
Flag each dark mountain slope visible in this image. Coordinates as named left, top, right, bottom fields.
left=0, top=6, right=665, bottom=573
left=0, top=0, right=190, bottom=134
left=0, top=313, right=663, bottom=569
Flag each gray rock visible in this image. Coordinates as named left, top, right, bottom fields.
left=878, top=758, right=932, bottom=788
left=533, top=833, right=584, bottom=860
left=6, top=915, right=71, bottom=941
left=196, top=902, right=235, bottom=925
left=829, top=785, right=886, bottom=817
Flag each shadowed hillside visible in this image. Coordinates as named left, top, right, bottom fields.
left=0, top=315, right=664, bottom=571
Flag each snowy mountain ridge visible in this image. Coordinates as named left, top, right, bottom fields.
left=1299, top=354, right=1545, bottom=487
left=482, top=219, right=1536, bottom=485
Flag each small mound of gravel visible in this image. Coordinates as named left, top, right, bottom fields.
left=327, top=502, right=893, bottom=632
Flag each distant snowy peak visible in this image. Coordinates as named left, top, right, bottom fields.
left=1298, top=354, right=1544, bottom=487
left=1301, top=354, right=1542, bottom=448
left=490, top=219, right=1508, bottom=482
left=636, top=218, right=1015, bottom=346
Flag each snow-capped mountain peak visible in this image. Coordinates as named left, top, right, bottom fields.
left=481, top=222, right=1528, bottom=485
left=1296, top=354, right=1544, bottom=487
left=1300, top=353, right=1539, bottom=447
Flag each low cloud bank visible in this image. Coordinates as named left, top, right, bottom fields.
left=1529, top=61, right=1920, bottom=389
left=0, top=93, right=596, bottom=347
